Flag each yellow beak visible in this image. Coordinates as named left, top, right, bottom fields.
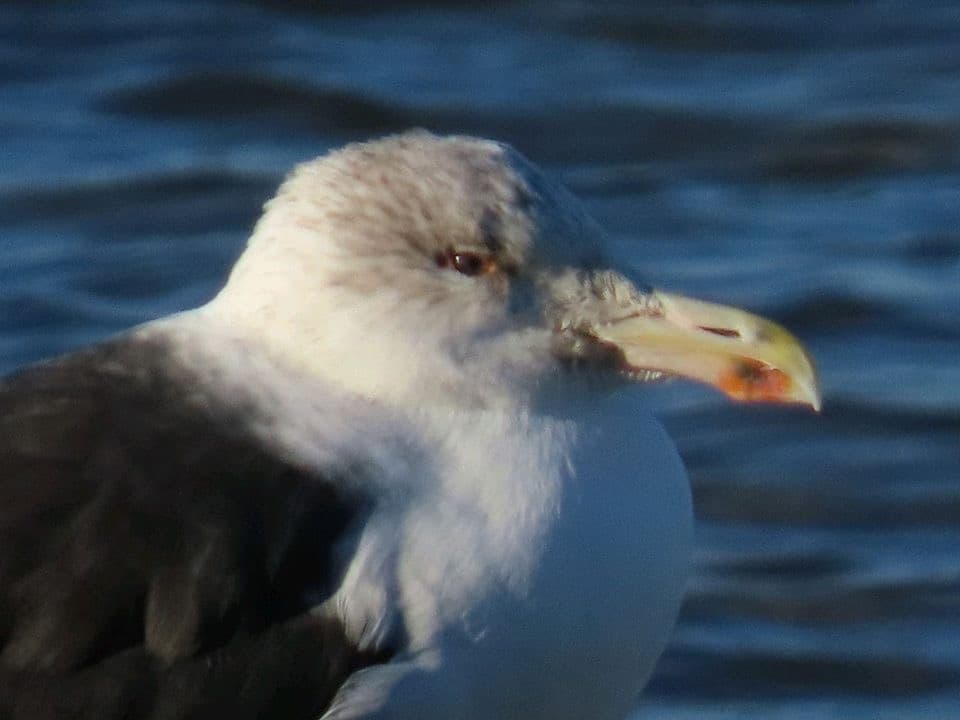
left=591, top=290, right=821, bottom=411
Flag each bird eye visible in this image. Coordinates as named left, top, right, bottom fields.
left=436, top=249, right=493, bottom=277
left=452, top=252, right=487, bottom=276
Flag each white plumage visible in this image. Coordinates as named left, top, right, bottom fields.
left=143, top=130, right=695, bottom=718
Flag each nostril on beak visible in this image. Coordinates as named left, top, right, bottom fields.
left=698, top=326, right=741, bottom=339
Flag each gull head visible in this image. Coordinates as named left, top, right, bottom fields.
left=211, top=130, right=819, bottom=412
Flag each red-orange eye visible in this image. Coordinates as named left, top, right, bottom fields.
left=436, top=249, right=493, bottom=277
left=452, top=252, right=486, bottom=276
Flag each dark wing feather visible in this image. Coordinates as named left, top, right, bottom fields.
left=1, top=613, right=379, bottom=720
left=0, top=336, right=384, bottom=719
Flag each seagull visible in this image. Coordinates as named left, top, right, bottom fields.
left=0, top=131, right=819, bottom=720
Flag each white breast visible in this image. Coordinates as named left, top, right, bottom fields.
left=332, top=394, right=693, bottom=720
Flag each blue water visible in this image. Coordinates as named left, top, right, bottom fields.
left=1, top=1, right=958, bottom=716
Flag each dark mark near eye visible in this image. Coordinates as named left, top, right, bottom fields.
left=479, top=207, right=503, bottom=254
left=513, top=184, right=534, bottom=212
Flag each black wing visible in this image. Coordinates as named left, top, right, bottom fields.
left=0, top=337, right=385, bottom=719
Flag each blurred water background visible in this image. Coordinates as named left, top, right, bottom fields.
left=1, top=1, right=958, bottom=717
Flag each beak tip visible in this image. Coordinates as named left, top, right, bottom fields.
left=795, top=355, right=822, bottom=413
left=802, top=393, right=822, bottom=414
